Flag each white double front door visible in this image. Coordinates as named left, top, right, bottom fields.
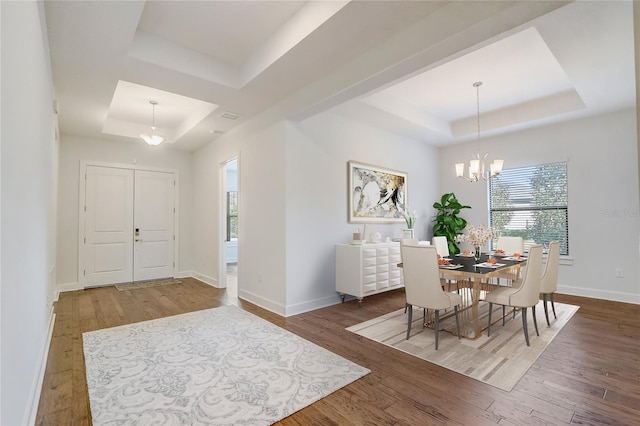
left=83, top=165, right=175, bottom=287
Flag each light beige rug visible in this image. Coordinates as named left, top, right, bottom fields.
left=347, top=300, right=578, bottom=391
left=115, top=278, right=182, bottom=291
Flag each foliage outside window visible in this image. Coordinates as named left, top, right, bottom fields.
left=489, top=162, right=569, bottom=255
left=227, top=191, right=238, bottom=241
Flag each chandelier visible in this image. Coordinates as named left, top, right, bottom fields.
left=140, top=100, right=165, bottom=146
left=455, top=82, right=503, bottom=182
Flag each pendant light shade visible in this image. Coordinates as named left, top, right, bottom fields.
left=140, top=100, right=164, bottom=146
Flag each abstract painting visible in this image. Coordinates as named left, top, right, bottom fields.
left=348, top=161, right=407, bottom=223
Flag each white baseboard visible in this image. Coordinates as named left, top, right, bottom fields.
left=191, top=271, right=219, bottom=287
left=238, top=289, right=286, bottom=316
left=558, top=284, right=640, bottom=304
left=56, top=281, right=82, bottom=294
left=25, top=305, right=56, bottom=425
left=284, top=294, right=343, bottom=317
left=175, top=270, right=193, bottom=279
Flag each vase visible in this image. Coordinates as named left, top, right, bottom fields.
left=402, top=229, right=414, bottom=239
left=474, top=246, right=481, bottom=261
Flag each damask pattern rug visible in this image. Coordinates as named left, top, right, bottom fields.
left=347, top=300, right=578, bottom=391
left=83, top=305, right=369, bottom=425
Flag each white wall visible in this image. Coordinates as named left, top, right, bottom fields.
left=192, top=123, right=287, bottom=312
left=285, top=112, right=439, bottom=314
left=192, top=112, right=439, bottom=316
left=1, top=1, right=58, bottom=424
left=56, top=136, right=194, bottom=289
left=440, top=108, right=639, bottom=303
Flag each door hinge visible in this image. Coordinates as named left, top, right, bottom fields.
left=173, top=262, right=175, bottom=268
left=174, top=207, right=176, bottom=213
left=83, top=270, right=86, bottom=276
left=84, top=205, right=86, bottom=212
left=173, top=235, right=175, bottom=241
left=174, top=180, right=176, bottom=186
left=84, top=237, right=86, bottom=244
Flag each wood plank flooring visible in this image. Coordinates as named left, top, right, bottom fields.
left=36, top=278, right=640, bottom=425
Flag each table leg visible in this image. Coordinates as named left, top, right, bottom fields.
left=470, top=277, right=482, bottom=339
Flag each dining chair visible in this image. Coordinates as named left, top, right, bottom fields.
left=401, top=238, right=418, bottom=246
left=496, top=236, right=524, bottom=254
left=485, top=244, right=543, bottom=346
left=401, top=244, right=461, bottom=350
left=540, top=241, right=560, bottom=326
left=495, top=236, right=525, bottom=286
left=400, top=238, right=418, bottom=313
left=431, top=236, right=450, bottom=257
left=431, top=236, right=459, bottom=293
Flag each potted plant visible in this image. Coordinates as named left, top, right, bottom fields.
left=432, top=193, right=471, bottom=255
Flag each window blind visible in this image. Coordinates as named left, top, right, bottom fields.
left=489, top=162, right=569, bottom=255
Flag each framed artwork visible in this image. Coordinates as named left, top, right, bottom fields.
left=348, top=161, right=407, bottom=223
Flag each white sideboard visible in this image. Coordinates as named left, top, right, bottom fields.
left=336, top=242, right=403, bottom=305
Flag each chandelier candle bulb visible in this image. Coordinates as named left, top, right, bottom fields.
left=492, top=159, right=504, bottom=175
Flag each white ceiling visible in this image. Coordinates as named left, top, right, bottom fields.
left=44, top=0, right=636, bottom=152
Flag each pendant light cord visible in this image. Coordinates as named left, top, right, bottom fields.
left=474, top=81, right=482, bottom=144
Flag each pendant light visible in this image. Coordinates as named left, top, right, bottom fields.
left=140, top=100, right=164, bottom=146
left=455, top=82, right=503, bottom=182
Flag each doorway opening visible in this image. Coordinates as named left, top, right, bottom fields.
left=223, top=158, right=238, bottom=298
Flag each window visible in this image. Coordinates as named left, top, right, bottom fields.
left=226, top=191, right=238, bottom=241
left=489, top=162, right=568, bottom=255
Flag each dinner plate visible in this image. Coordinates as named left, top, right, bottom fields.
left=457, top=253, right=474, bottom=257
left=502, top=256, right=526, bottom=261
left=475, top=262, right=505, bottom=268
left=439, top=264, right=463, bottom=269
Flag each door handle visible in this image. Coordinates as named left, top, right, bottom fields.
left=135, top=238, right=142, bottom=242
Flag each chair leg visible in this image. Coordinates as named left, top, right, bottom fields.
left=454, top=305, right=461, bottom=339
left=406, top=305, right=412, bottom=340
left=423, top=308, right=426, bottom=328
left=404, top=302, right=408, bottom=313
left=487, top=302, right=493, bottom=337
left=502, top=305, right=506, bottom=326
left=543, top=294, right=550, bottom=326
left=532, top=304, right=539, bottom=336
left=435, top=309, right=440, bottom=350
left=522, top=307, right=530, bottom=346
left=551, top=292, right=557, bottom=319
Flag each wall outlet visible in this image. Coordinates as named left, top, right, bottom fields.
left=615, top=268, right=624, bottom=278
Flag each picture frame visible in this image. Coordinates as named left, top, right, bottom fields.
left=348, top=160, right=407, bottom=223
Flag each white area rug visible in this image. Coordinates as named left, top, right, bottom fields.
left=83, top=305, right=370, bottom=425
left=347, top=300, right=578, bottom=391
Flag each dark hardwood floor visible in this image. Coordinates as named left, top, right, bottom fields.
left=36, top=278, right=640, bottom=425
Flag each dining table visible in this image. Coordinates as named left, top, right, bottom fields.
left=435, top=252, right=528, bottom=339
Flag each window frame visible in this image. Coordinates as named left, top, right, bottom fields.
left=488, top=161, right=569, bottom=255
left=226, top=191, right=238, bottom=242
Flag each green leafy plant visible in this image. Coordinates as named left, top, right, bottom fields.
left=432, top=193, right=471, bottom=255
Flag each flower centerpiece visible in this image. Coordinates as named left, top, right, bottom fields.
left=455, top=224, right=497, bottom=260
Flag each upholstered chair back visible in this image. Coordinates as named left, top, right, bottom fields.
left=509, top=244, right=543, bottom=307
